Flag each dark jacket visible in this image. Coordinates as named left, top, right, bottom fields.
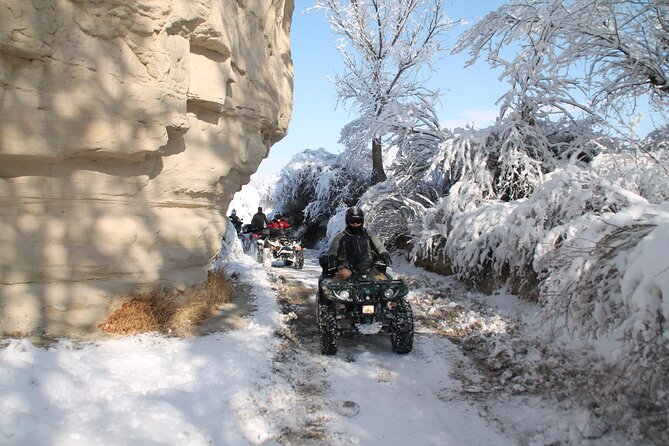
left=250, top=212, right=268, bottom=230
left=229, top=214, right=243, bottom=232
left=328, top=227, right=387, bottom=272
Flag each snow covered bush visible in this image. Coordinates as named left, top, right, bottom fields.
left=491, top=115, right=549, bottom=201
left=404, top=116, right=602, bottom=269
left=302, top=162, right=367, bottom=225
left=271, top=149, right=337, bottom=227
left=414, top=161, right=652, bottom=278
left=358, top=179, right=429, bottom=251
left=538, top=203, right=669, bottom=409
left=592, top=149, right=669, bottom=204
left=271, top=148, right=368, bottom=242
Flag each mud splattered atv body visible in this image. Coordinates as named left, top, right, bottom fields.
left=264, top=229, right=304, bottom=269
left=240, top=225, right=265, bottom=256
left=317, top=260, right=413, bottom=355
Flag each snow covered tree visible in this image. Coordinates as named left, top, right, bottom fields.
left=357, top=99, right=447, bottom=249
left=313, top=0, right=453, bottom=185
left=271, top=149, right=337, bottom=229
left=449, top=0, right=669, bottom=202
left=453, top=0, right=669, bottom=135
left=644, top=123, right=669, bottom=152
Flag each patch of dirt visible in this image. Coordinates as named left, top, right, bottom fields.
left=266, top=268, right=336, bottom=444
left=274, top=278, right=320, bottom=345
left=194, top=281, right=257, bottom=335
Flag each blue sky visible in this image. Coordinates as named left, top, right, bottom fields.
left=257, top=1, right=509, bottom=176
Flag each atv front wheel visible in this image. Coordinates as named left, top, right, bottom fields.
left=262, top=248, right=273, bottom=268
left=391, top=299, right=414, bottom=354
left=294, top=251, right=304, bottom=269
left=317, top=302, right=338, bottom=355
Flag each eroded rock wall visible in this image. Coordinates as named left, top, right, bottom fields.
left=0, top=0, right=294, bottom=336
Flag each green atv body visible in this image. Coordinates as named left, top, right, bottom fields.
left=317, top=266, right=414, bottom=355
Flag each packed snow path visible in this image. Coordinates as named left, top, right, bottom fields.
left=266, top=258, right=516, bottom=445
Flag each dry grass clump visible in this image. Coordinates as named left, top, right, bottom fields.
left=98, top=294, right=174, bottom=335
left=166, top=271, right=234, bottom=336
left=98, top=270, right=234, bottom=337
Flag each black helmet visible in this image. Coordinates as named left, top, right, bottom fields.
left=345, top=206, right=364, bottom=225
left=274, top=212, right=282, bottom=220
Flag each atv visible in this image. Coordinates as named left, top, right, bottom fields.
left=264, top=229, right=304, bottom=269
left=316, top=256, right=413, bottom=355
left=239, top=225, right=267, bottom=261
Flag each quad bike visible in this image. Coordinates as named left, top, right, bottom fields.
left=263, top=229, right=304, bottom=269
left=316, top=256, right=413, bottom=355
left=239, top=225, right=267, bottom=261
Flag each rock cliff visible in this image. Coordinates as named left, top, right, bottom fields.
left=0, top=0, right=294, bottom=336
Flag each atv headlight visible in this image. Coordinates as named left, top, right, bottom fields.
left=384, top=288, right=395, bottom=298
left=336, top=290, right=351, bottom=301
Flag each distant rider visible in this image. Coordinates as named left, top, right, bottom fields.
left=267, top=212, right=291, bottom=230
left=229, top=209, right=243, bottom=234
left=327, top=206, right=392, bottom=281
left=250, top=207, right=268, bottom=232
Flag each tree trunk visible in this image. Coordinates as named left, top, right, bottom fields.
left=371, top=137, right=387, bottom=185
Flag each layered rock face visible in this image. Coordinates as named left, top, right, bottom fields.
left=0, top=0, right=294, bottom=336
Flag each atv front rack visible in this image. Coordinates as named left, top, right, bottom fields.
left=321, top=277, right=409, bottom=304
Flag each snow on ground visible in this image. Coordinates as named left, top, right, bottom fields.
left=0, top=242, right=637, bottom=445
left=0, top=252, right=290, bottom=446
left=307, top=339, right=514, bottom=445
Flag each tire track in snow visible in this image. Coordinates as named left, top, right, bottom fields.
left=266, top=258, right=516, bottom=445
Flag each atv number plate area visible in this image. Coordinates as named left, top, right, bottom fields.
left=362, top=305, right=375, bottom=315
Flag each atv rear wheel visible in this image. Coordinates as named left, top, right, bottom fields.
left=391, top=299, right=414, bottom=354
left=317, top=301, right=338, bottom=355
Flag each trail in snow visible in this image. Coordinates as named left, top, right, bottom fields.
left=267, top=257, right=516, bottom=445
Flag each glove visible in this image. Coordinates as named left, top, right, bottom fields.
left=327, top=255, right=339, bottom=274
left=327, top=254, right=338, bottom=267
left=380, top=252, right=392, bottom=266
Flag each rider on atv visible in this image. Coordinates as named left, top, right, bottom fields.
left=317, top=206, right=412, bottom=355
left=267, top=212, right=291, bottom=230
left=229, top=209, right=243, bottom=235
left=250, top=207, right=269, bottom=232
left=327, top=206, right=392, bottom=281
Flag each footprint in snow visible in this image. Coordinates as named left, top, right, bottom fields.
left=338, top=400, right=360, bottom=417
